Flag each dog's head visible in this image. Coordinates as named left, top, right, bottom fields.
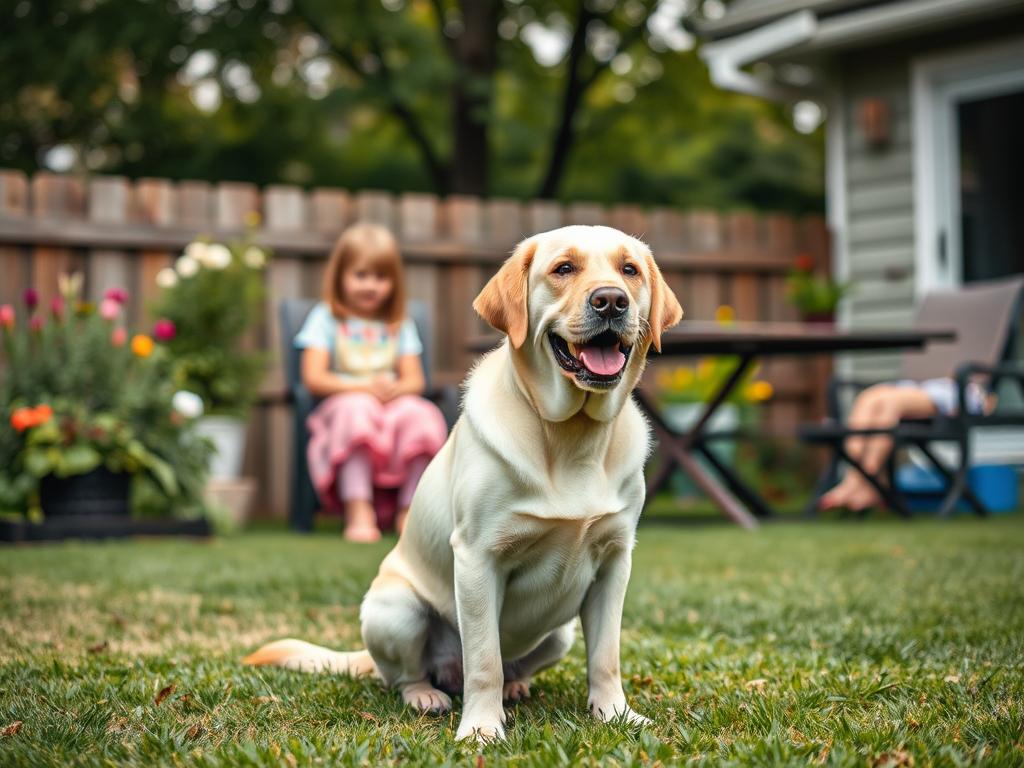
left=474, top=225, right=683, bottom=422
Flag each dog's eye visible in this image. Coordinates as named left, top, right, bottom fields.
left=622, top=264, right=638, bottom=276
left=554, top=263, right=575, bottom=275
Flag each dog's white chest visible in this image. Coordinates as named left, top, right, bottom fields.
left=492, top=508, right=633, bottom=656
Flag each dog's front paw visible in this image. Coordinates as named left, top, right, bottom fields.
left=588, top=696, right=650, bottom=726
left=455, top=714, right=506, bottom=743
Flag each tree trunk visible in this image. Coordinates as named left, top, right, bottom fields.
left=537, top=2, right=594, bottom=199
left=449, top=0, right=498, bottom=195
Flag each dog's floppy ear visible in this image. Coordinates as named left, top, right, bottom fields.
left=473, top=236, right=537, bottom=349
left=643, top=247, right=684, bottom=352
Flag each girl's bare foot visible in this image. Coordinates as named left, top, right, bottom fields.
left=395, top=508, right=409, bottom=535
left=343, top=500, right=381, bottom=543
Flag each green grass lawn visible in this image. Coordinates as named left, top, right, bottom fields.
left=2, top=519, right=1023, bottom=766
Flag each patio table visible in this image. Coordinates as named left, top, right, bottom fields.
left=636, top=322, right=956, bottom=529
left=469, top=322, right=956, bottom=529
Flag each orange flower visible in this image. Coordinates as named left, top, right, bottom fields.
left=10, top=404, right=53, bottom=432
left=131, top=334, right=154, bottom=358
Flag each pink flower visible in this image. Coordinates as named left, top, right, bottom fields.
left=23, top=288, right=39, bottom=309
left=98, top=298, right=121, bottom=321
left=104, top=288, right=129, bottom=305
left=50, top=296, right=65, bottom=319
left=30, top=315, right=44, bottom=332
left=153, top=319, right=176, bottom=342
left=111, top=327, right=127, bottom=347
left=0, top=304, right=13, bottom=329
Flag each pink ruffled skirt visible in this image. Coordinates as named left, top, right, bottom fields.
left=306, top=392, right=447, bottom=520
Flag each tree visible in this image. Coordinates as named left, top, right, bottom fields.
left=0, top=0, right=823, bottom=212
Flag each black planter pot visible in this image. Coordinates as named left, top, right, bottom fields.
left=39, top=467, right=131, bottom=517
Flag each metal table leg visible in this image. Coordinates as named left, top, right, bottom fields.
left=635, top=355, right=760, bottom=530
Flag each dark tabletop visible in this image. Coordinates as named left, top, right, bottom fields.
left=467, top=322, right=957, bottom=357
left=652, top=321, right=957, bottom=357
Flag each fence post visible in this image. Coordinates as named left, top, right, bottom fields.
left=134, top=178, right=177, bottom=318
left=30, top=172, right=85, bottom=308
left=0, top=170, right=29, bottom=308
left=87, top=176, right=133, bottom=315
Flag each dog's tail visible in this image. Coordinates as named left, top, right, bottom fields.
left=243, top=638, right=377, bottom=677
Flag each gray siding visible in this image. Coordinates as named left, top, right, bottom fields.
left=839, top=51, right=916, bottom=378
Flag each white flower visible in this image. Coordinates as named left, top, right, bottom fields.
left=243, top=246, right=266, bottom=269
left=205, top=243, right=232, bottom=270
left=185, top=241, right=210, bottom=264
left=172, top=390, right=205, bottom=419
left=155, top=267, right=179, bottom=289
left=176, top=254, right=200, bottom=278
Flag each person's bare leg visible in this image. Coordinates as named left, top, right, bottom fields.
left=339, top=447, right=381, bottom=543
left=820, top=386, right=887, bottom=509
left=822, top=387, right=937, bottom=511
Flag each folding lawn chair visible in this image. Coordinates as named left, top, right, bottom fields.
left=800, top=275, right=1024, bottom=518
left=278, top=299, right=459, bottom=532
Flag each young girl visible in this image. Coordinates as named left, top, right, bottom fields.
left=295, top=223, right=447, bottom=542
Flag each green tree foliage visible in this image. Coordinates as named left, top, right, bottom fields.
left=0, top=0, right=823, bottom=211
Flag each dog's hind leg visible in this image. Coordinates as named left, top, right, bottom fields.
left=361, top=575, right=452, bottom=714
left=502, top=621, right=576, bottom=702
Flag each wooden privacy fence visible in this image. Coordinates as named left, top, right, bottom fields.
left=0, top=170, right=829, bottom=519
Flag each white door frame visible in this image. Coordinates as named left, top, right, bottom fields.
left=911, top=36, right=1024, bottom=296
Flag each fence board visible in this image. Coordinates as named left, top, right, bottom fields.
left=135, top=179, right=177, bottom=318
left=31, top=173, right=85, bottom=309
left=0, top=170, right=29, bottom=308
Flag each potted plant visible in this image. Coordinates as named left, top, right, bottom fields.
left=0, top=280, right=213, bottom=540
left=654, top=305, right=774, bottom=501
left=151, top=236, right=268, bottom=479
left=785, top=254, right=851, bottom=324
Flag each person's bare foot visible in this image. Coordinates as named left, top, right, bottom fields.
left=343, top=500, right=381, bottom=543
left=845, top=483, right=881, bottom=512
left=395, top=508, right=409, bottom=535
left=820, top=477, right=858, bottom=509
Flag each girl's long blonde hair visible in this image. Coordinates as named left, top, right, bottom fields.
left=323, top=222, right=406, bottom=324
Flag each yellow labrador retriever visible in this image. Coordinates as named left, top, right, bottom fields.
left=245, top=225, right=683, bottom=741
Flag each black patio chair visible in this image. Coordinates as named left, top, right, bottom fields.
left=279, top=299, right=459, bottom=532
left=800, top=275, right=1024, bottom=518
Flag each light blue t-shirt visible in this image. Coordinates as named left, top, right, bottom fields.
left=294, top=302, right=423, bottom=382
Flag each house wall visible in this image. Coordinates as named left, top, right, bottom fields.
left=835, top=18, right=1024, bottom=379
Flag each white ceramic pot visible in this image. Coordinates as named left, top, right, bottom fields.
left=661, top=402, right=740, bottom=501
left=194, top=416, right=248, bottom=480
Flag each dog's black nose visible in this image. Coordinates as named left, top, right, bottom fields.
left=589, top=287, right=629, bottom=319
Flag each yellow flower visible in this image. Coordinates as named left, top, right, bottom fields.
left=131, top=334, right=154, bottom=358
left=715, top=305, right=736, bottom=325
left=697, top=358, right=715, bottom=380
left=674, top=367, right=694, bottom=387
left=244, top=210, right=262, bottom=229
left=747, top=380, right=774, bottom=401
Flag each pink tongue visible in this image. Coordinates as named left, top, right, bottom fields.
left=578, top=345, right=626, bottom=376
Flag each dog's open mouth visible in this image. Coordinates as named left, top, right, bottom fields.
left=548, top=330, right=632, bottom=387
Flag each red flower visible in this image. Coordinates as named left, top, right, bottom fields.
left=104, top=288, right=129, bottom=305
left=794, top=254, right=815, bottom=272
left=23, top=288, right=39, bottom=309
left=50, top=296, right=65, bottom=319
left=153, top=319, right=176, bottom=342
left=29, top=315, right=44, bottom=332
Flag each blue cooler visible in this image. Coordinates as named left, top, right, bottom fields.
left=896, top=464, right=1020, bottom=513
